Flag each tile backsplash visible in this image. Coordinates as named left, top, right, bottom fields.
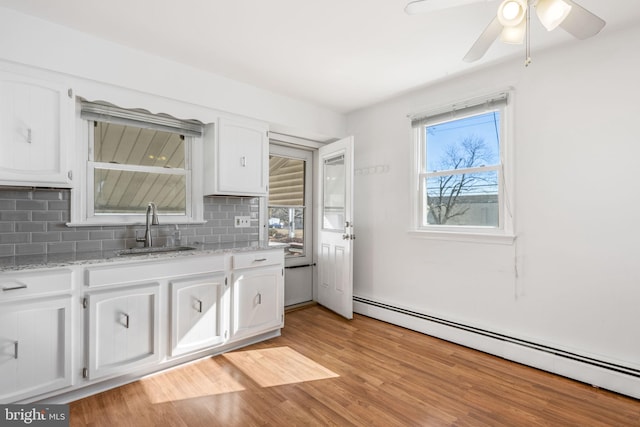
left=0, top=188, right=260, bottom=257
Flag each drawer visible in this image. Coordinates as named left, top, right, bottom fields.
left=232, top=250, right=283, bottom=269
left=0, top=269, right=72, bottom=301
left=86, top=254, right=226, bottom=287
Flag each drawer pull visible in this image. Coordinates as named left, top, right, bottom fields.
left=123, top=313, right=130, bottom=329
left=254, top=258, right=267, bottom=262
left=257, top=292, right=262, bottom=305
left=14, top=341, right=18, bottom=359
left=2, top=283, right=28, bottom=292
left=196, top=299, right=203, bottom=313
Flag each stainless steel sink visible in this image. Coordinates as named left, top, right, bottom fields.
left=115, top=246, right=197, bottom=256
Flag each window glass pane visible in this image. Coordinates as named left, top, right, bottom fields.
left=269, top=156, right=305, bottom=206
left=426, top=112, right=500, bottom=172
left=323, top=154, right=345, bottom=231
left=94, top=122, right=185, bottom=168
left=424, top=170, right=498, bottom=227
left=268, top=207, right=305, bottom=257
left=94, top=169, right=186, bottom=214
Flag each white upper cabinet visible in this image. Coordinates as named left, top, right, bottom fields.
left=0, top=71, right=73, bottom=187
left=204, top=116, right=269, bottom=196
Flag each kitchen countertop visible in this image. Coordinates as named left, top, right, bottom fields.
left=0, top=241, right=286, bottom=272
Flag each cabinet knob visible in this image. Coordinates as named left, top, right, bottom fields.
left=240, top=156, right=247, bottom=167
left=26, top=128, right=32, bottom=144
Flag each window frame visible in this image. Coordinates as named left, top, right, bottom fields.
left=267, top=144, right=313, bottom=265
left=68, top=102, right=205, bottom=226
left=409, top=91, right=515, bottom=244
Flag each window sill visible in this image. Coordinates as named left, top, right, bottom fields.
left=66, top=219, right=207, bottom=227
left=408, top=229, right=515, bottom=245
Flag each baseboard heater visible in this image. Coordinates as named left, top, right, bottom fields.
left=353, top=296, right=640, bottom=379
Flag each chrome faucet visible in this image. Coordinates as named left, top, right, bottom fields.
left=136, top=202, right=159, bottom=247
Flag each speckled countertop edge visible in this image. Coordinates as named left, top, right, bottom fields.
left=0, top=242, right=287, bottom=272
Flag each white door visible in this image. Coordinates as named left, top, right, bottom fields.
left=317, top=136, right=354, bottom=319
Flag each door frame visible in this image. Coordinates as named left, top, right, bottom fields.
left=268, top=143, right=314, bottom=268
left=267, top=141, right=316, bottom=306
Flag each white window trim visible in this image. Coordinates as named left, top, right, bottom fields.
left=409, top=90, right=515, bottom=244
left=68, top=104, right=204, bottom=226
left=268, top=143, right=314, bottom=266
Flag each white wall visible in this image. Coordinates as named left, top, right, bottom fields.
left=347, top=24, right=640, bottom=375
left=0, top=7, right=346, bottom=141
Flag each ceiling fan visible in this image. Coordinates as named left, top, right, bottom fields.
left=405, top=0, right=606, bottom=64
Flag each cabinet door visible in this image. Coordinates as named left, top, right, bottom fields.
left=0, top=297, right=71, bottom=403
left=232, top=265, right=284, bottom=340
left=205, top=117, right=268, bottom=196
left=0, top=72, right=72, bottom=186
left=87, top=284, right=160, bottom=380
left=171, top=273, right=229, bottom=357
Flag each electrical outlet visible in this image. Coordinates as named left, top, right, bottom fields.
left=234, top=216, right=251, bottom=228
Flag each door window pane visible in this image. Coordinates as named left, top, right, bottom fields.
left=268, top=207, right=305, bottom=257
left=268, top=154, right=307, bottom=257
left=323, top=154, right=345, bottom=231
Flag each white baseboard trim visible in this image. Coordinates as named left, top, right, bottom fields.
left=354, top=297, right=640, bottom=399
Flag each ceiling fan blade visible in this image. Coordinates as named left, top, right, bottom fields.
left=463, top=17, right=503, bottom=62
left=559, top=0, right=606, bottom=40
left=405, top=0, right=490, bottom=15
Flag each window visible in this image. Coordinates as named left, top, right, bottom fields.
left=70, top=101, right=204, bottom=225
left=268, top=146, right=312, bottom=258
left=411, top=92, right=513, bottom=241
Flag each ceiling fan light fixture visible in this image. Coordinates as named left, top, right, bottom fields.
left=535, top=0, right=572, bottom=31
left=497, top=0, right=527, bottom=27
left=500, top=19, right=526, bottom=44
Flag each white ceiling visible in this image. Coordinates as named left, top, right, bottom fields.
left=1, top=0, right=638, bottom=113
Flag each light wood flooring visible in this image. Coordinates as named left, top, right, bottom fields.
left=70, top=305, right=640, bottom=426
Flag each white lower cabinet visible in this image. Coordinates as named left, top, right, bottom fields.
left=231, top=252, right=284, bottom=341
left=0, top=249, right=284, bottom=402
left=0, top=296, right=71, bottom=403
left=86, top=283, right=160, bottom=380
left=170, top=272, right=229, bottom=357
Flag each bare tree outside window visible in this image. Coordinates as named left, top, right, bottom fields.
left=423, top=111, right=501, bottom=227
left=427, top=136, right=498, bottom=225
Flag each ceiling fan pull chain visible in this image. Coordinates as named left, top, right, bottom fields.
left=525, top=3, right=532, bottom=66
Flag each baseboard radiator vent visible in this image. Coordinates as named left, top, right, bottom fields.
left=353, top=296, right=640, bottom=395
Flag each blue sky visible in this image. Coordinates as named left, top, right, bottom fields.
left=426, top=111, right=500, bottom=172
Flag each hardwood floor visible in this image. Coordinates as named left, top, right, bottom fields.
left=70, top=306, right=640, bottom=426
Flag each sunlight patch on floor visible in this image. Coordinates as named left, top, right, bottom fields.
left=141, top=358, right=245, bottom=403
left=223, top=346, right=339, bottom=387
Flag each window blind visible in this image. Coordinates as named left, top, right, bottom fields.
left=411, top=92, right=509, bottom=128
left=81, top=101, right=203, bottom=137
